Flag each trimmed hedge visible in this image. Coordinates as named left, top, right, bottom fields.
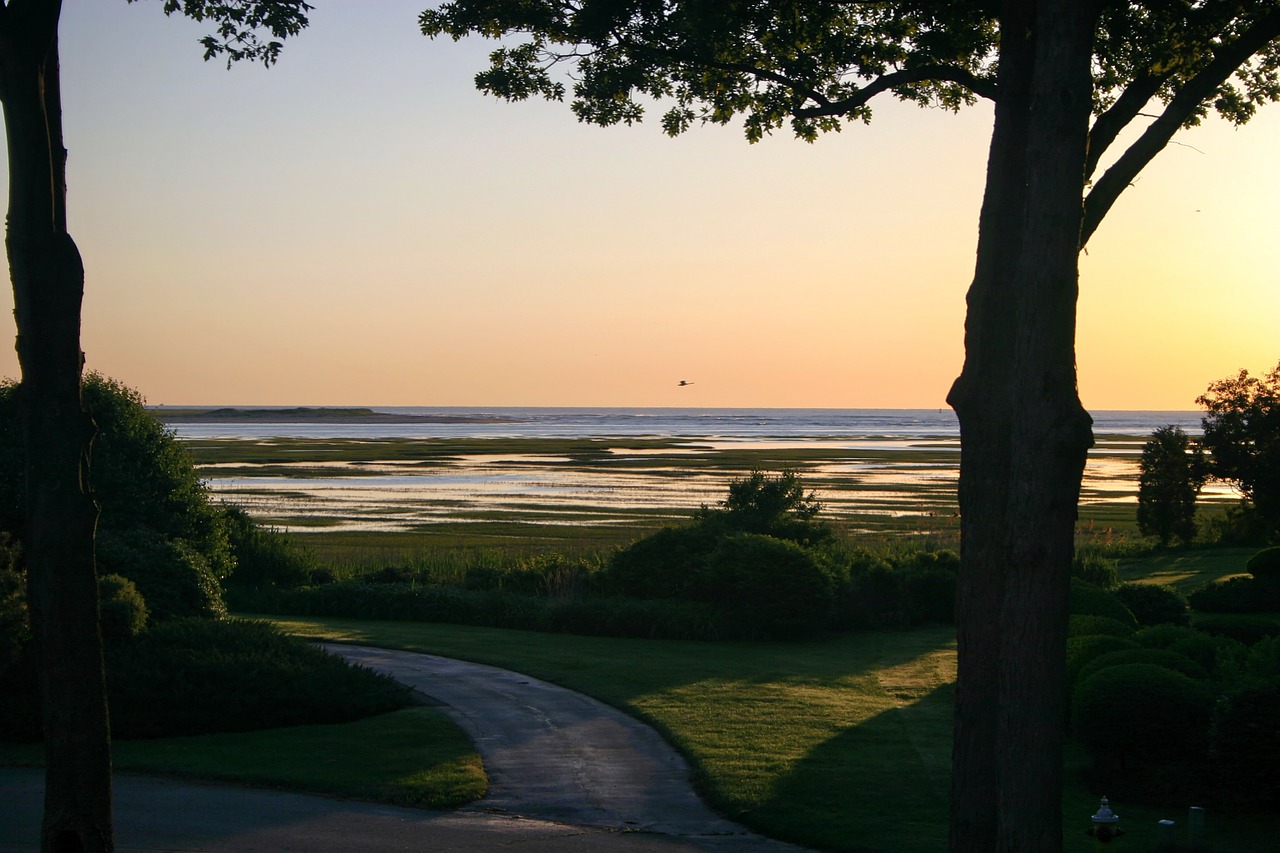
left=1188, top=575, right=1280, bottom=614
left=1211, top=680, right=1280, bottom=809
left=1245, top=546, right=1280, bottom=582
left=1069, top=578, right=1136, bottom=625
left=1068, top=615, right=1135, bottom=639
left=1193, top=614, right=1280, bottom=645
left=1073, top=647, right=1208, bottom=687
left=1066, top=634, right=1141, bottom=688
left=1113, top=583, right=1189, bottom=627
left=1072, top=663, right=1213, bottom=768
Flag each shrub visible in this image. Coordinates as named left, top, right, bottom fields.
left=96, top=528, right=226, bottom=621
left=1188, top=574, right=1280, bottom=613
left=1066, top=634, right=1141, bottom=689
left=1072, top=663, right=1213, bottom=769
left=1074, top=647, right=1208, bottom=687
left=1113, top=583, right=1190, bottom=627
left=606, top=524, right=721, bottom=600
left=1136, top=425, right=1206, bottom=547
left=1241, top=636, right=1280, bottom=682
left=1245, top=546, right=1280, bottom=582
left=703, top=533, right=839, bottom=638
left=1211, top=679, right=1280, bottom=809
left=1133, top=624, right=1247, bottom=679
left=1072, top=551, right=1120, bottom=590
left=1069, top=578, right=1136, bottom=625
left=105, top=618, right=412, bottom=739
left=1193, top=614, right=1280, bottom=645
left=222, top=505, right=317, bottom=589
left=97, top=573, right=148, bottom=642
left=0, top=534, right=27, bottom=674
left=703, top=469, right=835, bottom=546
left=1068, top=615, right=1136, bottom=639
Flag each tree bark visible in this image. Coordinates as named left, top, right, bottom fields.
left=1, top=8, right=114, bottom=852
left=947, top=2, right=1100, bottom=851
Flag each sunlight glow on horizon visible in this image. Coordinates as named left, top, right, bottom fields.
left=0, top=1, right=1276, bottom=411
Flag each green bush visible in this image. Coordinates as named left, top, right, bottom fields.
left=105, top=618, right=412, bottom=739
left=1189, top=575, right=1280, bottom=613
left=1069, top=578, right=1136, bottom=625
left=96, top=528, right=226, bottom=621
left=1074, top=647, right=1208, bottom=687
left=1193, top=614, right=1280, bottom=645
left=1245, top=546, right=1280, bottom=582
left=1241, top=636, right=1280, bottom=682
left=1072, top=551, right=1120, bottom=590
left=1133, top=624, right=1247, bottom=680
left=1072, top=663, right=1213, bottom=769
left=703, top=533, right=839, bottom=638
left=222, top=506, right=317, bottom=589
left=1068, top=615, right=1135, bottom=639
left=1212, top=679, right=1280, bottom=809
left=606, top=524, right=721, bottom=600
left=97, top=573, right=148, bottom=642
left=1066, top=634, right=1141, bottom=688
left=0, top=534, right=27, bottom=674
left=702, top=469, right=835, bottom=546
left=1113, top=583, right=1190, bottom=627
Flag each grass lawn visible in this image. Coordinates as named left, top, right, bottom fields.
left=259, top=613, right=1279, bottom=853
left=0, top=706, right=486, bottom=810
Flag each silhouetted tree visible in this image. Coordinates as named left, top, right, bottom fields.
left=418, top=3, right=1280, bottom=849
left=0, top=4, right=310, bottom=850
left=1137, top=425, right=1206, bottom=546
left=1198, top=360, right=1280, bottom=535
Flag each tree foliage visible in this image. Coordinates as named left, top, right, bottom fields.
left=1136, top=425, right=1206, bottom=546
left=1198, top=361, right=1280, bottom=534
left=421, top=0, right=1280, bottom=238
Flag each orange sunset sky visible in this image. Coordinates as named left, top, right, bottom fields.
left=1, top=0, right=1276, bottom=410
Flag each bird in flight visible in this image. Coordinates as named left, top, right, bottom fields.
left=678, top=380, right=694, bottom=387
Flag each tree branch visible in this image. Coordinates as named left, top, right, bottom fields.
left=1082, top=9, right=1280, bottom=245
left=794, top=63, right=998, bottom=118
left=1085, top=69, right=1173, bottom=180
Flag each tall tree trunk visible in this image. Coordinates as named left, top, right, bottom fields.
left=947, top=2, right=1100, bottom=851
left=1, top=11, right=114, bottom=853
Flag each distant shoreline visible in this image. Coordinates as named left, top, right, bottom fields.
left=151, top=406, right=521, bottom=425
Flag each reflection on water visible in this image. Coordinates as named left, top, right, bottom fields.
left=195, top=430, right=1223, bottom=535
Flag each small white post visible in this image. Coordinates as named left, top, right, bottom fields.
left=1188, top=806, right=1205, bottom=850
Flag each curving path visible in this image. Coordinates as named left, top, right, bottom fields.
left=0, top=645, right=811, bottom=853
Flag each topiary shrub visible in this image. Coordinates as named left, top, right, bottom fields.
left=1133, top=624, right=1247, bottom=679
left=1074, top=647, right=1208, bottom=687
left=703, top=532, right=839, bottom=638
left=1068, top=614, right=1136, bottom=639
left=1072, top=663, right=1213, bottom=770
left=1241, top=636, right=1280, bottom=682
left=1072, top=551, right=1120, bottom=590
left=1212, top=679, right=1280, bottom=809
left=1193, top=614, right=1280, bottom=645
left=97, top=573, right=148, bottom=642
left=1066, top=634, right=1141, bottom=689
left=1189, top=575, right=1280, bottom=614
left=1245, top=546, right=1280, bottom=583
left=1113, top=582, right=1190, bottom=627
left=1070, top=578, right=1137, bottom=625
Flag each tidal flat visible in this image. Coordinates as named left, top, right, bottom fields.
left=185, top=432, right=1238, bottom=555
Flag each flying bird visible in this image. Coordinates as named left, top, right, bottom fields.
left=678, top=380, right=694, bottom=387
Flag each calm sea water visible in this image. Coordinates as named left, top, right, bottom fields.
left=167, top=406, right=1203, bottom=441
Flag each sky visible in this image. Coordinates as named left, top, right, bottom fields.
left=0, top=0, right=1276, bottom=409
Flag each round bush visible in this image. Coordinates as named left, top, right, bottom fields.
left=704, top=532, right=838, bottom=638
left=1242, top=636, right=1280, bottom=682
left=1074, top=648, right=1208, bottom=687
left=1068, top=614, right=1136, bottom=639
left=1134, top=624, right=1246, bottom=678
left=606, top=524, right=721, bottom=600
left=1193, top=614, right=1280, bottom=645
left=1189, top=575, right=1280, bottom=614
left=1113, top=583, right=1190, bottom=627
left=1212, top=680, right=1280, bottom=808
left=1070, top=578, right=1137, bottom=625
left=1246, top=546, right=1280, bottom=582
left=1072, top=663, right=1213, bottom=767
left=96, top=528, right=226, bottom=621
left=1066, top=634, right=1141, bottom=688
left=98, top=573, right=149, bottom=641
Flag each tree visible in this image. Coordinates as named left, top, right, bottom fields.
left=1198, top=360, right=1280, bottom=535
left=1137, top=425, right=1206, bottom=546
left=418, top=3, right=1280, bottom=850
left=0, top=4, right=310, bottom=850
